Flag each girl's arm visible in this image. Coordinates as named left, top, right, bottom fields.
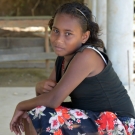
left=48, top=65, right=56, bottom=81
left=10, top=66, right=57, bottom=134
left=35, top=67, right=56, bottom=96
left=10, top=49, right=105, bottom=133
left=16, top=49, right=105, bottom=110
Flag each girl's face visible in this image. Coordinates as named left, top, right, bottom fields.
left=50, top=13, right=88, bottom=56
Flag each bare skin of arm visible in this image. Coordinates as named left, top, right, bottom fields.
left=10, top=49, right=105, bottom=133
left=23, top=67, right=57, bottom=135
left=35, top=67, right=56, bottom=96
left=13, top=49, right=105, bottom=110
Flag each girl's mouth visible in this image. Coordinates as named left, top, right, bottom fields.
left=54, top=46, right=64, bottom=51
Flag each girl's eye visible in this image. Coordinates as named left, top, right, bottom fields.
left=52, top=29, right=59, bottom=34
left=65, top=32, right=71, bottom=36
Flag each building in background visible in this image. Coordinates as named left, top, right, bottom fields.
left=84, top=0, right=134, bottom=90
left=0, top=0, right=134, bottom=90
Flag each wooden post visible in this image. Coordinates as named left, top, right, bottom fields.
left=84, top=0, right=88, bottom=4
left=45, top=26, right=50, bottom=71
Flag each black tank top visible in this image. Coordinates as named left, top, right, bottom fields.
left=55, top=45, right=135, bottom=118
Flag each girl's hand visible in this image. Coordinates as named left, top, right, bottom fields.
left=10, top=106, right=30, bottom=135
left=36, top=79, right=56, bottom=96
left=10, top=108, right=24, bottom=135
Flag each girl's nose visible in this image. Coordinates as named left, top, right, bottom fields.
left=56, top=34, right=64, bottom=43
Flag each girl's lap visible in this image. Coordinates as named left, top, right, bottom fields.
left=28, top=106, right=135, bottom=135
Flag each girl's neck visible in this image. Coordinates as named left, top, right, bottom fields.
left=62, top=54, right=74, bottom=75
left=64, top=54, right=74, bottom=63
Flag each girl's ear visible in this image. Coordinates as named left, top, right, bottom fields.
left=82, top=31, right=90, bottom=44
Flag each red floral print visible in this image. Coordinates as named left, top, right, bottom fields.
left=29, top=106, right=135, bottom=135
left=54, top=129, right=63, bottom=135
left=96, top=112, right=117, bottom=130
left=55, top=106, right=70, bottom=125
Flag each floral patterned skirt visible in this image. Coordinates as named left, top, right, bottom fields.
left=28, top=105, right=135, bottom=135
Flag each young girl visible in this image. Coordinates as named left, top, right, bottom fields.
left=10, top=2, right=135, bottom=135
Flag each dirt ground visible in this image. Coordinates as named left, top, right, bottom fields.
left=0, top=68, right=52, bottom=87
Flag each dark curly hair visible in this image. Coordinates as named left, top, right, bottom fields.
left=48, top=2, right=104, bottom=48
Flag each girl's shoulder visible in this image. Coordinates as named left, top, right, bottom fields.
left=76, top=44, right=105, bottom=54
left=75, top=44, right=108, bottom=64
